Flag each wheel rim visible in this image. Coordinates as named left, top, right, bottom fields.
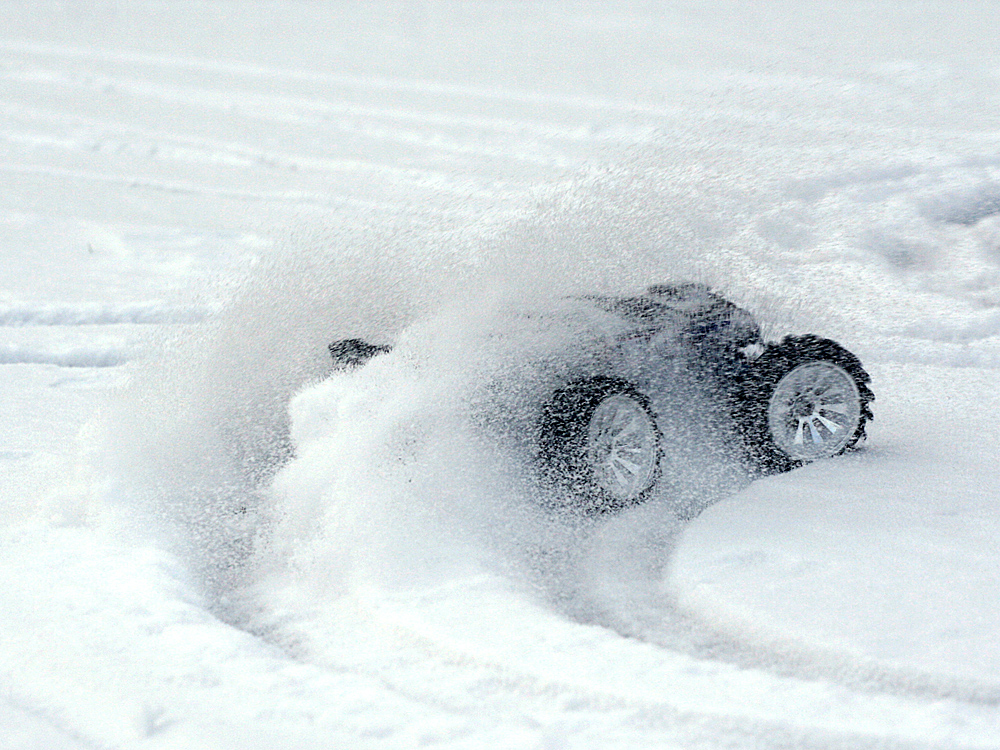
left=767, top=361, right=862, bottom=461
left=586, top=394, right=659, bottom=501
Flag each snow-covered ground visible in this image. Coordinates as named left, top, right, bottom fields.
left=3, top=2, right=1000, bottom=747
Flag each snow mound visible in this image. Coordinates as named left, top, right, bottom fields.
left=669, top=363, right=1000, bottom=699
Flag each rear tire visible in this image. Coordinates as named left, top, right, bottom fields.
left=539, top=378, right=662, bottom=513
left=736, top=335, right=874, bottom=473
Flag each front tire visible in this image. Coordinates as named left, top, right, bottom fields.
left=736, top=335, right=874, bottom=473
left=539, top=378, right=662, bottom=513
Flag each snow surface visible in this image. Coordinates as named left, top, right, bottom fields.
left=3, top=1, right=1000, bottom=748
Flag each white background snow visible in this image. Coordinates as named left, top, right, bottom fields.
left=2, top=2, right=1000, bottom=748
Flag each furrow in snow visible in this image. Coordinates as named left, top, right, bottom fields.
left=0, top=39, right=693, bottom=116
left=0, top=103, right=495, bottom=194
left=0, top=163, right=469, bottom=215
left=0, top=66, right=647, bottom=148
left=0, top=66, right=590, bottom=170
left=256, top=580, right=1000, bottom=750
left=0, top=344, right=128, bottom=368
left=4, top=39, right=997, bottom=154
left=0, top=301, right=209, bottom=326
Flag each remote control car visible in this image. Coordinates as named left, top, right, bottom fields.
left=328, top=284, right=873, bottom=513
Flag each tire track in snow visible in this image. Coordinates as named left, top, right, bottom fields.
left=0, top=40, right=682, bottom=118
left=0, top=162, right=467, bottom=217
left=0, top=60, right=604, bottom=170
left=0, top=301, right=209, bottom=326
left=635, top=594, right=1000, bottom=708
left=0, top=100, right=469, bottom=186
left=0, top=85, right=577, bottom=183
left=0, top=304, right=205, bottom=369
left=0, top=86, right=548, bottom=212
left=0, top=45, right=581, bottom=231
left=252, top=582, right=997, bottom=750
left=0, top=64, right=638, bottom=147
left=6, top=39, right=995, bottom=152
left=0, top=344, right=127, bottom=368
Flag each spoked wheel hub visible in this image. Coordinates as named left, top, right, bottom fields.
left=767, top=361, right=862, bottom=462
left=586, top=394, right=660, bottom=503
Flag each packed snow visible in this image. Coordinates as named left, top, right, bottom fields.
left=2, top=2, right=1000, bottom=748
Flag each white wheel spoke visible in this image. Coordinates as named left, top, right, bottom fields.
left=808, top=418, right=822, bottom=444
left=611, top=463, right=629, bottom=485
left=613, top=455, right=642, bottom=474
left=814, top=414, right=842, bottom=434
left=819, top=401, right=849, bottom=415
